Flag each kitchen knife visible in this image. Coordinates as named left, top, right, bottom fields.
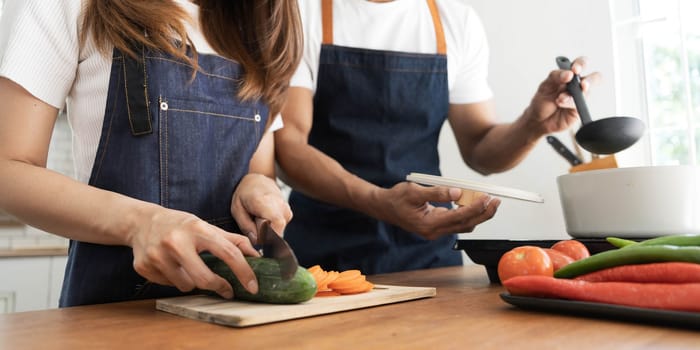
left=255, top=218, right=299, bottom=281
left=546, top=135, right=583, bottom=166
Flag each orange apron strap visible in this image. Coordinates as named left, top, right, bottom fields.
left=426, top=0, right=447, bottom=55
left=322, top=0, right=333, bottom=45
left=323, top=0, right=444, bottom=53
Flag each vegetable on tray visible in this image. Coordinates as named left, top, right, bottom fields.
left=608, top=234, right=700, bottom=249
left=497, top=246, right=554, bottom=282
left=543, top=248, right=575, bottom=271
left=605, top=237, right=637, bottom=248
left=554, top=245, right=700, bottom=279
left=496, top=240, right=589, bottom=282
left=575, top=262, right=700, bottom=283
left=503, top=275, right=700, bottom=312
left=550, top=240, right=590, bottom=261
left=500, top=234, right=700, bottom=313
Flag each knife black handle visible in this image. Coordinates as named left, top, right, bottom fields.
left=546, top=135, right=583, bottom=166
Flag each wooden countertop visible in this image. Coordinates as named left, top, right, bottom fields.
left=1, top=265, right=698, bottom=349
left=0, top=247, right=68, bottom=257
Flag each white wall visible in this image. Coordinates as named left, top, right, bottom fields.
left=440, top=0, right=620, bottom=240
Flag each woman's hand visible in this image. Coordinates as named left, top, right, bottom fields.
left=372, top=182, right=500, bottom=240
left=128, top=203, right=261, bottom=299
left=525, top=56, right=601, bottom=135
left=230, top=173, right=293, bottom=240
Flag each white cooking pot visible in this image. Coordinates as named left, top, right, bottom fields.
left=557, top=165, right=700, bottom=238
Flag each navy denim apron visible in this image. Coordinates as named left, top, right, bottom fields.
left=285, top=0, right=461, bottom=274
left=59, top=45, right=268, bottom=307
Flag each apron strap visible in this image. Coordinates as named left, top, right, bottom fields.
left=122, top=44, right=153, bottom=135
left=320, top=0, right=447, bottom=55
left=426, top=0, right=447, bottom=55
left=321, top=0, right=333, bottom=45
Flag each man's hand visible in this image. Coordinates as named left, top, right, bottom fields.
left=372, top=182, right=501, bottom=240
left=525, top=56, right=601, bottom=135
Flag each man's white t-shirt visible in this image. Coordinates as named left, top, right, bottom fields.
left=291, top=0, right=493, bottom=104
left=0, top=0, right=281, bottom=184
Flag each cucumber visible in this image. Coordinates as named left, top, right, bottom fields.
left=201, top=253, right=317, bottom=304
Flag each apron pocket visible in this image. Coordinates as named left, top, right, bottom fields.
left=158, top=96, right=262, bottom=222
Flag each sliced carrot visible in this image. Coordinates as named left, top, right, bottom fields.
left=335, top=281, right=375, bottom=295
left=305, top=266, right=373, bottom=297
left=317, top=270, right=340, bottom=291
left=333, top=269, right=361, bottom=281
left=328, top=275, right=366, bottom=290
left=331, top=278, right=369, bottom=293
left=326, top=270, right=361, bottom=287
left=313, top=269, right=327, bottom=280
left=315, top=290, right=342, bottom=297
left=307, top=265, right=323, bottom=274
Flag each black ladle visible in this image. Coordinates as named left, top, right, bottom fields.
left=556, top=56, right=645, bottom=155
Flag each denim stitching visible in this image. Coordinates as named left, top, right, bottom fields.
left=146, top=56, right=241, bottom=82
left=92, top=56, right=125, bottom=182
left=167, top=108, right=256, bottom=121
left=122, top=54, right=135, bottom=133
left=159, top=96, right=169, bottom=208
left=256, top=111, right=261, bottom=140
left=140, top=45, right=153, bottom=133
left=122, top=49, right=152, bottom=136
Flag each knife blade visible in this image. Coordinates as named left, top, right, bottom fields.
left=255, top=218, right=299, bottom=281
left=546, top=135, right=583, bottom=166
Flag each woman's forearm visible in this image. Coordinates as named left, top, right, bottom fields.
left=0, top=158, right=153, bottom=247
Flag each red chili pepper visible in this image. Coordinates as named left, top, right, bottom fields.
left=503, top=275, right=700, bottom=312
left=575, top=262, right=700, bottom=283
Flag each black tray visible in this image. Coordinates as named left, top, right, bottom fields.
left=500, top=293, right=700, bottom=330
left=453, top=238, right=627, bottom=284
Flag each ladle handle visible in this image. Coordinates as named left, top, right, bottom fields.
left=556, top=56, right=593, bottom=125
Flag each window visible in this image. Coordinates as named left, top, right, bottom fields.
left=611, top=0, right=699, bottom=166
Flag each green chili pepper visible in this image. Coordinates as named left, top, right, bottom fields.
left=554, top=245, right=700, bottom=279
left=605, top=237, right=637, bottom=248
left=625, top=234, right=700, bottom=248
left=605, top=234, right=700, bottom=249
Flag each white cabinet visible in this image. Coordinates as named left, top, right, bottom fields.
left=0, top=291, right=15, bottom=313
left=48, top=256, right=67, bottom=308
left=0, top=256, right=67, bottom=313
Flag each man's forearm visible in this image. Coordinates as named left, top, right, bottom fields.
left=275, top=142, right=384, bottom=217
left=466, top=110, right=545, bottom=175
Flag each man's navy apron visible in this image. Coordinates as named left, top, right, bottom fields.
left=285, top=0, right=462, bottom=274
left=59, top=45, right=269, bottom=306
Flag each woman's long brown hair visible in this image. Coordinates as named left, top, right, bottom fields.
left=81, top=0, right=303, bottom=118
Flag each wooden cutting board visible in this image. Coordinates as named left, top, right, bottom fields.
left=156, top=284, right=436, bottom=327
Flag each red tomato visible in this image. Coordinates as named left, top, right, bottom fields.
left=497, top=246, right=553, bottom=282
left=551, top=240, right=590, bottom=261
left=543, top=248, right=575, bottom=271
